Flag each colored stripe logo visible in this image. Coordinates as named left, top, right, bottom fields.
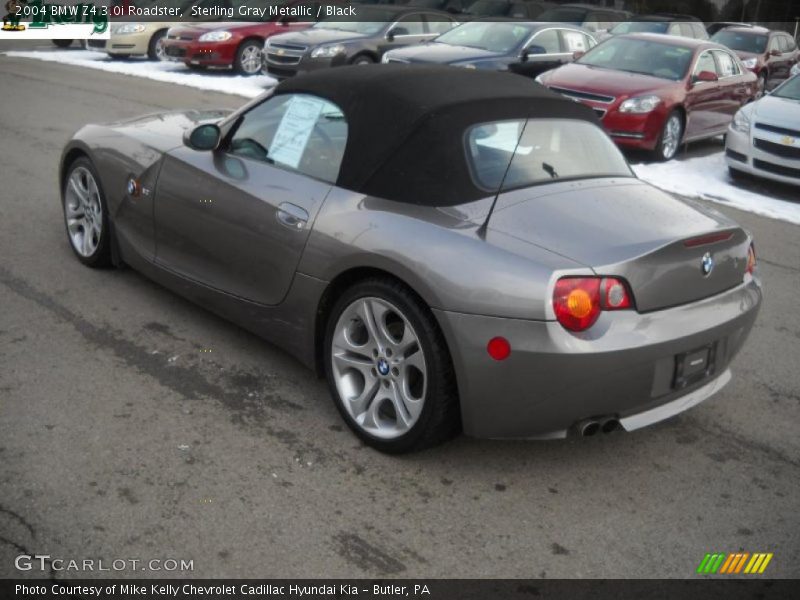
left=697, top=552, right=773, bottom=574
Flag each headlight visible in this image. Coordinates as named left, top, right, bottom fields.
left=618, top=95, right=662, bottom=113
left=310, top=44, right=345, bottom=58
left=198, top=31, right=232, bottom=43
left=114, top=23, right=146, bottom=35
left=731, top=109, right=752, bottom=134
left=741, top=57, right=758, bottom=69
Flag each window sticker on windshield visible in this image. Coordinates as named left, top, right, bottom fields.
left=268, top=96, right=326, bottom=169
left=563, top=31, right=587, bottom=52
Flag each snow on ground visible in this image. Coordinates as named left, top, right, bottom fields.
left=4, top=49, right=800, bottom=225
left=633, top=152, right=800, bottom=226
left=4, top=49, right=276, bottom=98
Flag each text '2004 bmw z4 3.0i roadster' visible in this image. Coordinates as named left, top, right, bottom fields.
left=60, top=65, right=762, bottom=453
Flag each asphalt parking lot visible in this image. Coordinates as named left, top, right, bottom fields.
left=0, top=44, right=798, bottom=579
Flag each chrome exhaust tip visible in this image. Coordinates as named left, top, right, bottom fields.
left=601, top=418, right=620, bottom=434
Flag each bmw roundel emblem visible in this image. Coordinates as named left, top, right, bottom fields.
left=377, top=358, right=390, bottom=376
left=701, top=252, right=714, bottom=276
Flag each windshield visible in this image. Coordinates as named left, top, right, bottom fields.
left=314, top=10, right=392, bottom=35
left=772, top=76, right=800, bottom=101
left=464, top=0, right=510, bottom=17
left=578, top=37, right=694, bottom=80
left=466, top=119, right=632, bottom=191
left=537, top=8, right=587, bottom=24
left=711, top=31, right=768, bottom=54
left=436, top=21, right=533, bottom=53
left=610, top=21, right=669, bottom=35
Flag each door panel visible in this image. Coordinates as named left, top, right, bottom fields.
left=154, top=149, right=331, bottom=305
left=685, top=51, right=723, bottom=138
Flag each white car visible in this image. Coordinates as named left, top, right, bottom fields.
left=726, top=74, right=800, bottom=186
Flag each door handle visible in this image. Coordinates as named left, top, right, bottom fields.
left=276, top=202, right=309, bottom=230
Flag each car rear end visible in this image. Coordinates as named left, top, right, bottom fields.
left=441, top=117, right=762, bottom=439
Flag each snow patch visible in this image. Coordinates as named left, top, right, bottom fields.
left=633, top=152, right=800, bottom=226
left=4, top=49, right=276, bottom=98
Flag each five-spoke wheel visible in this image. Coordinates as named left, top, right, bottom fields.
left=63, top=158, right=110, bottom=266
left=324, top=278, right=459, bottom=453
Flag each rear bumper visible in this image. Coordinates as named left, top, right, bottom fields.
left=433, top=277, right=761, bottom=439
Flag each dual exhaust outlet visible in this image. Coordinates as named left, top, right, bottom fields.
left=575, top=417, right=621, bottom=437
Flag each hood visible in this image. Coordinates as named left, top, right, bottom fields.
left=487, top=178, right=747, bottom=311
left=751, top=94, right=800, bottom=124
left=389, top=42, right=504, bottom=64
left=272, top=28, right=367, bottom=47
left=542, top=63, right=678, bottom=97
left=108, top=110, right=232, bottom=152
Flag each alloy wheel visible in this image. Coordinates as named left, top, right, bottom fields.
left=240, top=45, right=262, bottom=75
left=64, top=166, right=103, bottom=257
left=661, top=114, right=682, bottom=160
left=330, top=297, right=427, bottom=440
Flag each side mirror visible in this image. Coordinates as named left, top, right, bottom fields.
left=185, top=123, right=221, bottom=151
left=572, top=50, right=585, bottom=61
left=693, top=70, right=718, bottom=83
left=522, top=44, right=546, bottom=60
left=386, top=26, right=409, bottom=41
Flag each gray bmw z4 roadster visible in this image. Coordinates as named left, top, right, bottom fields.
left=60, top=65, right=762, bottom=453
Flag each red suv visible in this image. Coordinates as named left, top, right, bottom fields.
left=711, top=26, right=799, bottom=97
left=537, top=34, right=757, bottom=161
left=162, top=3, right=319, bottom=75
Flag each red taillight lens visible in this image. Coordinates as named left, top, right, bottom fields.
left=746, top=243, right=756, bottom=275
left=553, top=277, right=633, bottom=332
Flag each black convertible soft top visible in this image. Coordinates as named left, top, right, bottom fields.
left=275, top=64, right=599, bottom=206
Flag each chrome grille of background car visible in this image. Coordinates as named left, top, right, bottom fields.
left=547, top=86, right=616, bottom=104
left=754, top=138, right=800, bottom=160
left=753, top=159, right=800, bottom=179
left=754, top=122, right=800, bottom=138
left=265, top=43, right=307, bottom=66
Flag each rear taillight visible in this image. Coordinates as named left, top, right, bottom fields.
left=746, top=243, right=756, bottom=275
left=553, top=277, right=633, bottom=332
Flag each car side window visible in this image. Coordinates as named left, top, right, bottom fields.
left=228, top=94, right=348, bottom=184
left=768, top=36, right=781, bottom=52
left=786, top=36, right=797, bottom=52
left=679, top=23, right=696, bottom=38
left=394, top=15, right=426, bottom=36
left=693, top=51, right=716, bottom=76
left=425, top=15, right=455, bottom=35
left=530, top=29, right=561, bottom=54
left=561, top=30, right=591, bottom=53
left=713, top=50, right=739, bottom=77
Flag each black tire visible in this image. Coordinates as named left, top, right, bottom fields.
left=351, top=54, right=375, bottom=65
left=52, top=39, right=73, bottom=48
left=756, top=72, right=768, bottom=98
left=652, top=110, right=684, bottom=162
left=147, top=29, right=167, bottom=61
left=234, top=39, right=262, bottom=75
left=61, top=157, right=112, bottom=268
left=323, top=277, right=460, bottom=453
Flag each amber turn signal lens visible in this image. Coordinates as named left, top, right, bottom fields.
left=553, top=277, right=633, bottom=332
left=746, top=243, right=756, bottom=275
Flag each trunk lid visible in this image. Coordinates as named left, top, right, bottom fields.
left=487, top=178, right=750, bottom=312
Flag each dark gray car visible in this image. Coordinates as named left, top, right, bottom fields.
left=382, top=20, right=596, bottom=78
left=262, top=5, right=457, bottom=78
left=60, top=65, right=762, bottom=453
